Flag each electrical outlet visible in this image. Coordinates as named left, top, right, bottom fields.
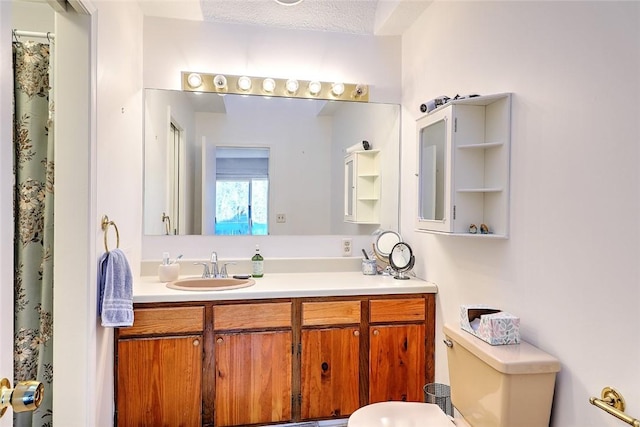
left=342, top=238, right=352, bottom=256
left=276, top=213, right=286, bottom=223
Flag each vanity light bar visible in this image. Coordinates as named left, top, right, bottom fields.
left=181, top=72, right=369, bottom=102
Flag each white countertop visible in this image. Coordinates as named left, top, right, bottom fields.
left=134, top=272, right=438, bottom=303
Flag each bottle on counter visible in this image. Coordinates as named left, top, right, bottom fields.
left=251, top=245, right=264, bottom=278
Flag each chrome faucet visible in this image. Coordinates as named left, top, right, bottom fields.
left=209, top=251, right=220, bottom=278
left=194, top=252, right=235, bottom=278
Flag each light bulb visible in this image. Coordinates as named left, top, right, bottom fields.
left=308, top=81, right=322, bottom=95
left=285, top=79, right=299, bottom=94
left=331, top=82, right=345, bottom=96
left=238, top=76, right=252, bottom=91
left=262, top=78, right=276, bottom=93
left=213, top=75, right=227, bottom=89
left=187, top=73, right=202, bottom=89
left=354, top=84, right=368, bottom=98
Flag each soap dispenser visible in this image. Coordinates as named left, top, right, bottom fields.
left=158, top=252, right=180, bottom=282
left=251, top=245, right=264, bottom=278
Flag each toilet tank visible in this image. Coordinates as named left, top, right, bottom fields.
left=444, top=323, right=560, bottom=427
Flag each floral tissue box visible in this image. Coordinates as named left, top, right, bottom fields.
left=460, top=305, right=520, bottom=345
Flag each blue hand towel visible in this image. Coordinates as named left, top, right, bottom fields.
left=98, top=248, right=134, bottom=327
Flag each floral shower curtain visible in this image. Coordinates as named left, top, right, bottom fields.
left=13, top=40, right=54, bottom=427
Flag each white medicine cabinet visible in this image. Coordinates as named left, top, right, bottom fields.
left=344, top=150, right=381, bottom=224
left=416, top=93, right=512, bottom=238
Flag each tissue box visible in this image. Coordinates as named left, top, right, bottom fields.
left=460, top=305, right=520, bottom=345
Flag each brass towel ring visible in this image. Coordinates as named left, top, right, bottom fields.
left=101, top=215, right=120, bottom=253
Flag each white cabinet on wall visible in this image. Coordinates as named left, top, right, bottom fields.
left=416, top=93, right=511, bottom=238
left=345, top=150, right=381, bottom=224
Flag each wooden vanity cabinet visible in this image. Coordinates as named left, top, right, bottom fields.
left=115, top=306, right=205, bottom=427
left=213, top=302, right=293, bottom=427
left=115, top=294, right=434, bottom=427
left=300, top=300, right=362, bottom=420
left=369, top=298, right=431, bottom=403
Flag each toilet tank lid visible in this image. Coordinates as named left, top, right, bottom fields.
left=444, top=324, right=561, bottom=375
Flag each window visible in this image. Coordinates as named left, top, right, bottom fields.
left=214, top=148, right=269, bottom=235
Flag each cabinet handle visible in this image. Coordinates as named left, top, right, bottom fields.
left=216, top=337, right=223, bottom=344
left=193, top=339, right=200, bottom=347
left=354, top=330, right=360, bottom=337
left=373, top=330, right=379, bottom=336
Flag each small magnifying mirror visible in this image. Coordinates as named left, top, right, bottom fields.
left=373, top=231, right=402, bottom=266
left=389, top=242, right=415, bottom=280
left=374, top=231, right=401, bottom=257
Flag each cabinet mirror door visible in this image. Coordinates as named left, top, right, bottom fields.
left=418, top=116, right=447, bottom=223
left=344, top=155, right=355, bottom=220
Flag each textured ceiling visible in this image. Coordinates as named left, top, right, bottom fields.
left=138, top=0, right=431, bottom=36
left=200, top=0, right=379, bottom=35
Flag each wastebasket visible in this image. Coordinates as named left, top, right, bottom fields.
left=423, top=383, right=453, bottom=416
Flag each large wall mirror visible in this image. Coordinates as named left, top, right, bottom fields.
left=144, top=89, right=400, bottom=236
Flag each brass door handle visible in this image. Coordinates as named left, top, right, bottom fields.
left=0, top=378, right=44, bottom=418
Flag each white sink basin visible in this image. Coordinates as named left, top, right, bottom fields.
left=166, top=277, right=255, bottom=291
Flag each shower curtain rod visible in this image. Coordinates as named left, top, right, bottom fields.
left=12, top=30, right=55, bottom=40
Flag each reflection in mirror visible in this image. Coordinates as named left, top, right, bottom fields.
left=144, top=89, right=400, bottom=236
left=213, top=147, right=269, bottom=235
left=375, top=230, right=402, bottom=256
left=419, top=118, right=446, bottom=221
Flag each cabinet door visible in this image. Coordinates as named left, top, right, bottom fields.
left=344, top=154, right=355, bottom=221
left=416, top=107, right=453, bottom=233
left=214, top=331, right=293, bottom=426
left=301, top=327, right=360, bottom=419
left=369, top=324, right=425, bottom=403
left=117, top=335, right=202, bottom=427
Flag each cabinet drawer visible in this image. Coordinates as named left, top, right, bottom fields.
left=119, top=306, right=204, bottom=337
left=302, top=301, right=361, bottom=326
left=214, top=302, right=292, bottom=330
left=370, top=298, right=425, bottom=323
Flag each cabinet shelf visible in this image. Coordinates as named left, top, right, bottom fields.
left=457, top=187, right=503, bottom=193
left=457, top=141, right=504, bottom=149
left=345, top=150, right=381, bottom=224
left=429, top=230, right=508, bottom=239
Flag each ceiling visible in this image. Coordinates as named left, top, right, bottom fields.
left=137, top=0, right=431, bottom=35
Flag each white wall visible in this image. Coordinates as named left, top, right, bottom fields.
left=144, top=17, right=401, bottom=103
left=11, top=1, right=54, bottom=34
left=93, top=2, right=144, bottom=425
left=401, top=2, right=640, bottom=426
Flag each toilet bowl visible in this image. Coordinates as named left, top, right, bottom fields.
left=348, top=324, right=560, bottom=427
left=347, top=401, right=470, bottom=427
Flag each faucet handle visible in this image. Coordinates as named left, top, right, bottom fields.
left=193, top=262, right=210, bottom=278
left=220, top=262, right=236, bottom=278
